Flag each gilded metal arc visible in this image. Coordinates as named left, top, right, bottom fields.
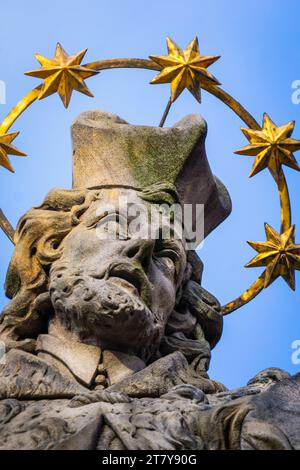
left=85, top=58, right=262, bottom=131
left=0, top=86, right=42, bottom=134
left=221, top=271, right=266, bottom=316
left=0, top=58, right=292, bottom=315
left=276, top=170, right=291, bottom=233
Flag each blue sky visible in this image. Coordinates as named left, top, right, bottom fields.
left=0, top=0, right=299, bottom=388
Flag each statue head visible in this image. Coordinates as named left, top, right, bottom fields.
left=0, top=110, right=231, bottom=369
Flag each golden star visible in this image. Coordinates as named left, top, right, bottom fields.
left=0, top=132, right=27, bottom=173
left=149, top=36, right=220, bottom=103
left=235, top=113, right=300, bottom=180
left=246, top=223, right=300, bottom=290
left=25, top=43, right=98, bottom=108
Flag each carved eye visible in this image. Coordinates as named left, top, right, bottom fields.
left=153, top=240, right=183, bottom=279
left=30, top=246, right=37, bottom=257
left=51, top=240, right=60, bottom=250
left=154, top=238, right=180, bottom=260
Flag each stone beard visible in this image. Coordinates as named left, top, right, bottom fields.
left=0, top=110, right=299, bottom=450
left=48, top=186, right=189, bottom=362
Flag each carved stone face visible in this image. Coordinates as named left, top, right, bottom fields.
left=49, top=188, right=187, bottom=361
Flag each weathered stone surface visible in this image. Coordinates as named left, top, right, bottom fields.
left=36, top=334, right=101, bottom=387
left=108, top=351, right=222, bottom=397
left=72, top=110, right=205, bottom=190
left=0, top=110, right=298, bottom=450
left=0, top=368, right=299, bottom=450
left=0, top=349, right=86, bottom=400
left=103, top=350, right=145, bottom=386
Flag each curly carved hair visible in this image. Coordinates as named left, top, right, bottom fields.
left=0, top=184, right=223, bottom=379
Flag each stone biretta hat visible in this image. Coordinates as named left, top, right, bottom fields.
left=71, top=110, right=231, bottom=237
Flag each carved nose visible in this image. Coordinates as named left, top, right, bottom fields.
left=122, top=239, right=154, bottom=271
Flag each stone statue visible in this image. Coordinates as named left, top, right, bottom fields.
left=0, top=110, right=299, bottom=450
